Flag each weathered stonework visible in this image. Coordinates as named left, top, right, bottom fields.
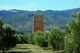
left=32, top=15, right=43, bottom=32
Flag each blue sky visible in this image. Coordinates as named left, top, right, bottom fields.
left=0, top=0, right=80, bottom=11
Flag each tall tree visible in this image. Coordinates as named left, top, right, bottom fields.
left=65, top=13, right=80, bottom=53
left=0, top=18, right=3, bottom=29
left=0, top=19, right=17, bottom=53
left=49, top=27, right=64, bottom=50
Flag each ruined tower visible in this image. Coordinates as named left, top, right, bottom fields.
left=33, top=15, right=43, bottom=32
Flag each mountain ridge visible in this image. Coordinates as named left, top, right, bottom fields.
left=0, top=8, right=80, bottom=33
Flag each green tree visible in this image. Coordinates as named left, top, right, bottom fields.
left=27, top=33, right=36, bottom=44
left=35, top=32, right=48, bottom=47
left=64, top=13, right=80, bottom=53
left=49, top=27, right=64, bottom=50
left=0, top=19, right=17, bottom=53
left=16, top=34, right=27, bottom=44
left=27, top=32, right=48, bottom=47
left=0, top=18, right=3, bottom=29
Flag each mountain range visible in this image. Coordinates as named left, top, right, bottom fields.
left=0, top=8, right=80, bottom=33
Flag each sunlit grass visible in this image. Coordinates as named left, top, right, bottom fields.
left=14, top=44, right=55, bottom=53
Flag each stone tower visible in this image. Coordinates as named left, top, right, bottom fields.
left=33, top=15, right=43, bottom=32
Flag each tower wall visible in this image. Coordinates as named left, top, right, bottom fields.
left=32, top=15, right=43, bottom=32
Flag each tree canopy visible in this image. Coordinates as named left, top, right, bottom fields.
left=0, top=19, right=17, bottom=52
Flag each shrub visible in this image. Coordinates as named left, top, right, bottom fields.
left=0, top=19, right=17, bottom=53
left=27, top=32, right=48, bottom=47
left=35, top=32, right=48, bottom=47
left=49, top=27, right=64, bottom=50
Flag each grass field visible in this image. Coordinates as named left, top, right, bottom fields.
left=12, top=44, right=55, bottom=53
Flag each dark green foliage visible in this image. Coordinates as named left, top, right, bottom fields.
left=16, top=34, right=28, bottom=44
left=0, top=19, right=17, bottom=52
left=27, top=32, right=48, bottom=47
left=35, top=32, right=48, bottom=47
left=64, top=13, right=80, bottom=53
left=0, top=18, right=3, bottom=29
left=26, top=28, right=64, bottom=49
left=27, top=33, right=35, bottom=44
left=27, top=29, right=64, bottom=49
left=49, top=27, right=64, bottom=50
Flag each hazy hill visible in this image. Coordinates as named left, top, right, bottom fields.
left=0, top=8, right=80, bottom=33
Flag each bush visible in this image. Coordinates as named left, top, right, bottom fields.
left=27, top=33, right=35, bottom=44
left=16, top=34, right=28, bottom=44
left=35, top=32, right=48, bottom=47
left=27, top=32, right=48, bottom=47
left=0, top=20, right=17, bottom=52
left=49, top=27, right=64, bottom=50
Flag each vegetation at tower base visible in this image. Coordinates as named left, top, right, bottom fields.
left=64, top=13, right=80, bottom=53
left=35, top=32, right=48, bottom=47
left=27, top=32, right=48, bottom=47
left=49, top=27, right=64, bottom=50
left=26, top=28, right=64, bottom=50
left=0, top=18, right=17, bottom=53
